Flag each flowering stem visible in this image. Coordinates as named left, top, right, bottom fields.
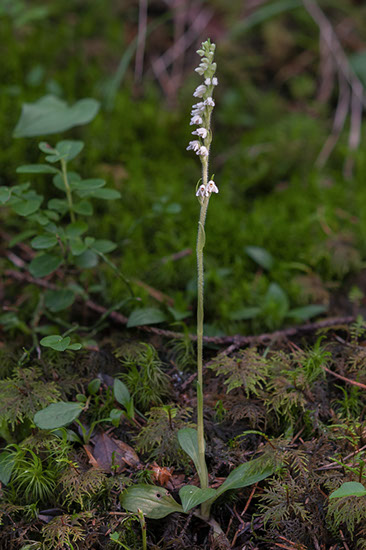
left=196, top=169, right=210, bottom=519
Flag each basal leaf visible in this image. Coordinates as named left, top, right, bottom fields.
left=215, top=456, right=275, bottom=497
left=177, top=428, right=208, bottom=486
left=34, top=401, right=84, bottom=430
left=44, top=289, right=75, bottom=312
left=121, top=485, right=183, bottom=519
left=179, top=485, right=216, bottom=513
left=0, top=452, right=16, bottom=485
left=245, top=245, right=274, bottom=270
left=287, top=304, right=327, bottom=322
left=329, top=482, right=366, bottom=499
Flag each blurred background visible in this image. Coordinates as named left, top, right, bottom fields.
left=2, top=0, right=366, bottom=336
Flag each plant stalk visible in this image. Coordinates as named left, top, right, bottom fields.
left=61, top=159, right=75, bottom=223
left=196, top=158, right=210, bottom=518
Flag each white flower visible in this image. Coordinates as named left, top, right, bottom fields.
left=196, top=184, right=206, bottom=198
left=204, top=97, right=215, bottom=107
left=205, top=180, right=219, bottom=195
left=190, top=115, right=203, bottom=125
left=192, top=102, right=205, bottom=110
left=193, top=84, right=206, bottom=98
left=186, top=140, right=201, bottom=152
left=204, top=77, right=211, bottom=86
left=192, top=127, right=208, bottom=138
left=212, top=77, right=218, bottom=86
left=197, top=146, right=208, bottom=157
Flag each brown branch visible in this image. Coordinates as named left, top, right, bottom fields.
left=322, top=365, right=366, bottom=391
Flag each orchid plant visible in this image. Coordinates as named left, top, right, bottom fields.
left=121, top=39, right=275, bottom=537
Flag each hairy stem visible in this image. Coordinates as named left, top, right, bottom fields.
left=61, top=159, right=75, bottom=223
left=196, top=159, right=210, bottom=518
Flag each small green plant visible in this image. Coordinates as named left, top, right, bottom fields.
left=116, top=343, right=170, bottom=412
left=120, top=40, right=275, bottom=537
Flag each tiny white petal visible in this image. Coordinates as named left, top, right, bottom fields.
left=192, top=127, right=208, bottom=138
left=204, top=77, right=211, bottom=86
left=204, top=97, right=215, bottom=107
left=193, top=84, right=206, bottom=98
left=206, top=180, right=219, bottom=194
left=198, top=146, right=208, bottom=157
left=196, top=184, right=206, bottom=197
left=190, top=115, right=203, bottom=125
left=187, top=140, right=201, bottom=152
left=212, top=77, right=218, bottom=86
left=192, top=102, right=205, bottom=109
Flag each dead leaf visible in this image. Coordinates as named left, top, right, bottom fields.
left=91, top=432, right=140, bottom=473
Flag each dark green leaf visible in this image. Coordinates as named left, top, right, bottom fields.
left=72, top=178, right=106, bottom=191
left=73, top=200, right=93, bottom=216
left=114, top=379, right=131, bottom=408
left=179, top=486, right=216, bottom=513
left=245, top=246, right=274, bottom=270
left=44, top=289, right=75, bottom=312
left=88, top=378, right=101, bottom=395
left=215, top=457, right=275, bottom=497
left=127, top=307, right=167, bottom=328
left=55, top=140, right=84, bottom=161
left=31, top=235, right=58, bottom=250
left=91, top=239, right=117, bottom=253
left=329, top=482, right=366, bottom=499
left=121, top=485, right=183, bottom=519
left=34, top=402, right=84, bottom=429
left=29, top=254, right=62, bottom=277
left=65, top=221, right=88, bottom=238
left=16, top=164, right=59, bottom=174
left=287, top=305, right=327, bottom=322
left=76, top=188, right=121, bottom=200
left=229, top=307, right=261, bottom=321
left=0, top=452, right=16, bottom=485
left=177, top=428, right=207, bottom=485
left=74, top=249, right=98, bottom=268
left=48, top=198, right=68, bottom=214
left=11, top=194, right=43, bottom=216
left=13, top=95, right=100, bottom=137
left=52, top=171, right=81, bottom=192
left=69, top=238, right=87, bottom=256
left=0, top=186, right=11, bottom=204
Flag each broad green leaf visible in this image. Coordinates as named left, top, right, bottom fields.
left=55, top=140, right=84, bottom=161
left=13, top=95, right=100, bottom=137
left=245, top=246, right=274, bottom=270
left=177, top=428, right=207, bottom=485
left=215, top=456, right=275, bottom=497
left=73, top=200, right=93, bottom=216
left=91, top=239, right=117, bottom=253
left=76, top=188, right=121, bottom=200
left=44, top=289, right=75, bottom=312
left=127, top=307, right=167, bottom=328
left=16, top=164, right=59, bottom=174
left=48, top=198, right=68, bottom=214
left=229, top=306, right=261, bottom=321
left=88, top=378, right=101, bottom=395
left=0, top=186, right=11, bottom=204
left=69, top=238, right=87, bottom=256
left=31, top=235, right=58, bottom=250
left=40, top=335, right=71, bottom=351
left=114, top=378, right=130, bottom=408
left=72, top=178, right=106, bottom=191
left=65, top=221, right=88, bottom=238
left=179, top=486, right=216, bottom=513
left=0, top=452, right=16, bottom=485
left=74, top=249, right=98, bottom=268
left=329, top=482, right=366, bottom=499
left=287, top=305, right=327, bottom=322
left=52, top=171, right=81, bottom=192
left=11, top=193, right=43, bottom=216
left=34, top=401, right=84, bottom=429
left=29, top=253, right=62, bottom=277
left=121, top=485, right=183, bottom=519
left=9, top=230, right=37, bottom=246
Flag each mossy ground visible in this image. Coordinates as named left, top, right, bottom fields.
left=2, top=1, right=366, bottom=548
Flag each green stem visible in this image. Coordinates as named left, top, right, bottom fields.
left=61, top=159, right=75, bottom=223
left=196, top=158, right=210, bottom=519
